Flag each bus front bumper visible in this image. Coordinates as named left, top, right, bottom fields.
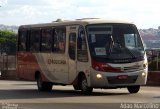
left=89, top=69, right=148, bottom=88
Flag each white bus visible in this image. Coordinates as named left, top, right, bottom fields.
left=17, top=18, right=148, bottom=95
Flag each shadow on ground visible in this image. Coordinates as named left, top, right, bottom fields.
left=0, top=88, right=129, bottom=100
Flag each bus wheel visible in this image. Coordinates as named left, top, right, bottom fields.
left=127, top=85, right=140, bottom=93
left=36, top=74, right=53, bottom=91
left=81, top=75, right=93, bottom=95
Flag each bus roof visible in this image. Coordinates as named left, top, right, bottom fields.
left=19, top=18, right=134, bottom=29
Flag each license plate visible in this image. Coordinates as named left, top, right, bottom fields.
left=117, top=75, right=128, bottom=80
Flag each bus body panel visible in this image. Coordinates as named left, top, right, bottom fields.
left=35, top=53, right=69, bottom=84
left=17, top=52, right=39, bottom=80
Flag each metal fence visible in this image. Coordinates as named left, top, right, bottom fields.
left=146, top=48, right=160, bottom=71
left=0, top=54, right=16, bottom=79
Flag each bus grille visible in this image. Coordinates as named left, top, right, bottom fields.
left=116, top=65, right=142, bottom=72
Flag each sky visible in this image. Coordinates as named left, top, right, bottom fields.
left=0, top=0, right=160, bottom=29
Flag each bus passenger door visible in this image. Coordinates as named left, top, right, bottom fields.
left=68, top=32, right=77, bottom=83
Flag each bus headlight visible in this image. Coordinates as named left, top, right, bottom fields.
left=96, top=74, right=102, bottom=79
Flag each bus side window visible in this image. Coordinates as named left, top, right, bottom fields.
left=77, top=26, right=88, bottom=62
left=53, top=27, right=66, bottom=53
left=69, top=33, right=76, bottom=60
left=41, top=28, right=52, bottom=52
left=30, top=29, right=40, bottom=52
left=18, top=30, right=27, bottom=51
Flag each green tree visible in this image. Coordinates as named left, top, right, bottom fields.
left=0, top=30, right=16, bottom=42
left=0, top=30, right=17, bottom=54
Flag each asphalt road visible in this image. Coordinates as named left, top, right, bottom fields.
left=0, top=80, right=159, bottom=109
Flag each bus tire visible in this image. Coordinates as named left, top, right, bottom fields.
left=81, top=75, right=93, bottom=95
left=36, top=74, right=53, bottom=91
left=73, top=85, right=81, bottom=90
left=127, top=85, right=140, bottom=93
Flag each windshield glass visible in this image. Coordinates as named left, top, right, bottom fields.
left=87, top=24, right=144, bottom=63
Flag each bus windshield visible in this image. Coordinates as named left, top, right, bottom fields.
left=87, top=24, right=144, bottom=63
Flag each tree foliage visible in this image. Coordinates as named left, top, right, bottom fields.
left=0, top=30, right=16, bottom=43
left=0, top=30, right=17, bottom=54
